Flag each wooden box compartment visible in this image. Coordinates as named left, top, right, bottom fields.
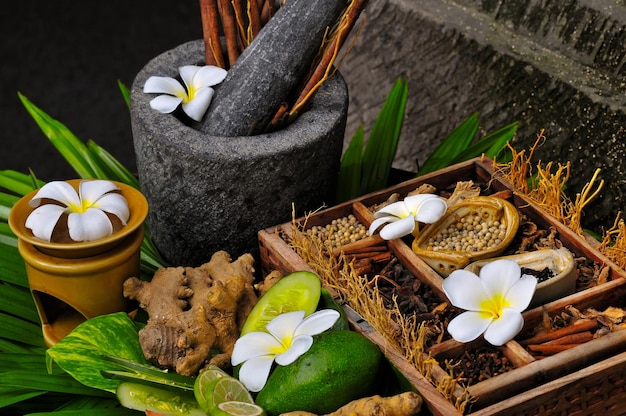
left=257, top=158, right=626, bottom=415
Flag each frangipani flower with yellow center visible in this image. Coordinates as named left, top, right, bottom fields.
left=368, top=194, right=447, bottom=240
left=25, top=180, right=130, bottom=243
left=231, top=309, right=340, bottom=392
left=143, top=65, right=227, bottom=122
left=443, top=259, right=537, bottom=346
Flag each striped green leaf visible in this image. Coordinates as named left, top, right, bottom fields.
left=46, top=312, right=148, bottom=394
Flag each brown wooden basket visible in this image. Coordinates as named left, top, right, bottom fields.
left=257, top=157, right=626, bottom=415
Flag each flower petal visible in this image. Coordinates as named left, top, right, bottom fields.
left=67, top=209, right=113, bottom=241
left=504, top=275, right=537, bottom=312
left=95, top=193, right=130, bottom=224
left=480, top=260, right=521, bottom=300
left=181, top=87, right=214, bottom=121
left=293, top=309, right=340, bottom=337
left=483, top=308, right=524, bottom=346
left=266, top=310, right=305, bottom=341
left=373, top=200, right=410, bottom=219
left=447, top=311, right=492, bottom=343
left=149, top=95, right=183, bottom=114
left=443, top=269, right=490, bottom=311
left=29, top=181, right=79, bottom=208
left=143, top=76, right=186, bottom=96
left=275, top=334, right=313, bottom=366
left=178, top=65, right=202, bottom=91
left=413, top=197, right=447, bottom=223
left=379, top=216, right=416, bottom=240
left=25, top=204, right=66, bottom=242
left=79, top=180, right=120, bottom=203
left=237, top=354, right=275, bottom=392
left=192, top=65, right=228, bottom=88
left=231, top=332, right=283, bottom=366
left=368, top=216, right=395, bottom=236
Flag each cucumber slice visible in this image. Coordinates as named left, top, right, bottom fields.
left=116, top=382, right=205, bottom=416
left=241, top=271, right=321, bottom=335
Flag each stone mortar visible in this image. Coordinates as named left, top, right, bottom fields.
left=130, top=40, right=348, bottom=266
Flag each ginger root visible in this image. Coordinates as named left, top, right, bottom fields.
left=123, top=250, right=257, bottom=376
left=279, top=392, right=423, bottom=416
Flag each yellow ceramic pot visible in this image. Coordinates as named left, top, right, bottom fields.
left=8, top=179, right=149, bottom=346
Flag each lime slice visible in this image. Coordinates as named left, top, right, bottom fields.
left=209, top=377, right=254, bottom=407
left=213, top=401, right=266, bottom=416
left=194, top=366, right=230, bottom=411
left=241, top=271, right=321, bottom=335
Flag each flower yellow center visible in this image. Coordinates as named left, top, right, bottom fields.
left=67, top=199, right=95, bottom=214
left=181, top=87, right=195, bottom=104
left=479, top=292, right=511, bottom=320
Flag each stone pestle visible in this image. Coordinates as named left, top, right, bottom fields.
left=200, top=0, right=349, bottom=137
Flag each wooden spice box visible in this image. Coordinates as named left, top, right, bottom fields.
left=257, top=157, right=626, bottom=416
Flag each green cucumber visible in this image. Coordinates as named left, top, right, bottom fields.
left=241, top=271, right=322, bottom=335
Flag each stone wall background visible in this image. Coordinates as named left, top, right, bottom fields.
left=340, top=0, right=626, bottom=232
left=2, top=0, right=625, bottom=232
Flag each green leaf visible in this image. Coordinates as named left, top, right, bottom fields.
left=0, top=388, right=47, bottom=408
left=45, top=312, right=150, bottom=394
left=0, top=283, right=40, bottom=324
left=417, top=112, right=479, bottom=176
left=360, top=77, right=408, bottom=194
left=18, top=93, right=106, bottom=179
left=0, top=170, right=42, bottom=196
left=336, top=125, right=364, bottom=202
left=450, top=121, right=518, bottom=165
left=0, top=371, right=109, bottom=398
left=0, top=312, right=46, bottom=347
left=86, top=141, right=140, bottom=189
left=118, top=80, right=131, bottom=110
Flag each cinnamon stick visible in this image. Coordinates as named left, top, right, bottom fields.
left=519, top=319, right=598, bottom=346
left=348, top=249, right=389, bottom=259
left=526, top=343, right=580, bottom=355
left=543, top=331, right=594, bottom=345
left=287, top=0, right=368, bottom=118
left=199, top=0, right=225, bottom=67
left=218, top=0, right=241, bottom=67
left=332, top=234, right=385, bottom=257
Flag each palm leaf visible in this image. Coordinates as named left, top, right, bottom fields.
left=417, top=112, right=479, bottom=176
left=336, top=125, right=364, bottom=202
left=360, top=77, right=408, bottom=195
left=18, top=93, right=106, bottom=179
left=450, top=120, right=518, bottom=165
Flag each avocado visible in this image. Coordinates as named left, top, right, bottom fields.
left=255, top=330, right=384, bottom=415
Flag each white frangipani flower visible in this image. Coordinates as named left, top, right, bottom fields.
left=368, top=194, right=447, bottom=240
left=443, top=259, right=537, bottom=346
left=231, top=309, right=340, bottom=392
left=25, top=180, right=130, bottom=243
left=143, top=65, right=227, bottom=122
